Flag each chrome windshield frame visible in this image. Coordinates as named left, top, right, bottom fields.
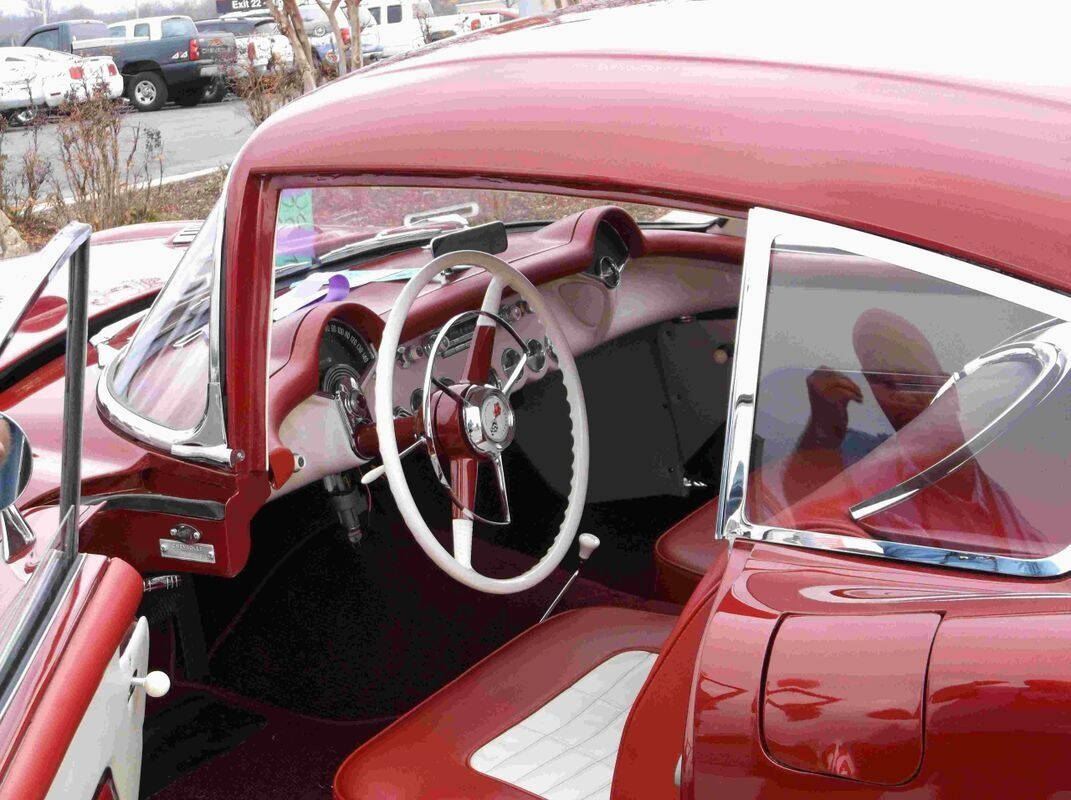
left=95, top=195, right=235, bottom=469
left=717, top=208, right=1071, bottom=578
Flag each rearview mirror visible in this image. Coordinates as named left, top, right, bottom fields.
left=0, top=412, right=32, bottom=511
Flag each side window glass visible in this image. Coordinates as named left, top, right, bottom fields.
left=729, top=210, right=1071, bottom=573
left=368, top=7, right=382, bottom=23
left=26, top=29, right=60, bottom=50
left=387, top=5, right=403, bottom=23
left=134, top=23, right=150, bottom=38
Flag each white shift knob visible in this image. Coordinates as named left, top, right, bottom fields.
left=577, top=533, right=600, bottom=561
left=132, top=670, right=171, bottom=698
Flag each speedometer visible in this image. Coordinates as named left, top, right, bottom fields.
left=319, top=319, right=375, bottom=388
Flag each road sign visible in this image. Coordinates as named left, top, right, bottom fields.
left=216, top=0, right=272, bottom=13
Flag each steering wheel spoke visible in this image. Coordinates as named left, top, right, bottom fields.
left=490, top=453, right=511, bottom=525
left=432, top=375, right=468, bottom=405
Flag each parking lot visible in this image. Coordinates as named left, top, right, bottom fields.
left=1, top=97, right=254, bottom=197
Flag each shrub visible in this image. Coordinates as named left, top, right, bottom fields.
left=51, top=84, right=164, bottom=230
left=233, top=63, right=304, bottom=127
left=0, top=112, right=55, bottom=227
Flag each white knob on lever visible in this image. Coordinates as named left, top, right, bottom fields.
left=577, top=533, right=600, bottom=562
left=131, top=670, right=171, bottom=698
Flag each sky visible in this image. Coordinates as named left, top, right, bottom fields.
left=2, top=0, right=138, bottom=15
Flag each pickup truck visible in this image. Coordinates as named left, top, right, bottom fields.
left=20, top=17, right=235, bottom=112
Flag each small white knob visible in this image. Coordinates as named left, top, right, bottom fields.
left=577, top=533, right=600, bottom=561
left=361, top=464, right=386, bottom=484
left=132, top=670, right=171, bottom=698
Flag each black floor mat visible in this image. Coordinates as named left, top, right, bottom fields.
left=204, top=510, right=677, bottom=720
left=140, top=693, right=266, bottom=798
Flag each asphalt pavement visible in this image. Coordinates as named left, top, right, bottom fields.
left=0, top=97, right=255, bottom=198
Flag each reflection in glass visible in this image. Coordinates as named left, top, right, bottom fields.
left=747, top=242, right=1067, bottom=560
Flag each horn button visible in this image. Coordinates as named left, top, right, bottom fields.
left=462, top=386, right=515, bottom=455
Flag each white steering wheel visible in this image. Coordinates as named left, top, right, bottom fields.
left=374, top=250, right=589, bottom=594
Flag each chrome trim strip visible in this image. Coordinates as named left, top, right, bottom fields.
left=0, top=549, right=85, bottom=721
left=719, top=208, right=1071, bottom=578
left=749, top=525, right=1071, bottom=578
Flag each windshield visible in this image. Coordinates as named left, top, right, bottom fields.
left=272, top=185, right=687, bottom=273
left=109, top=203, right=219, bottom=431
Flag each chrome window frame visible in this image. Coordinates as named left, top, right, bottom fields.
left=717, top=208, right=1071, bottom=578
left=0, top=224, right=91, bottom=716
left=95, top=184, right=235, bottom=470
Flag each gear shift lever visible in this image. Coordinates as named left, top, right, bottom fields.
left=540, top=533, right=600, bottom=623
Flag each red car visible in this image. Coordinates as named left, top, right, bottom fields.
left=1, top=3, right=1070, bottom=798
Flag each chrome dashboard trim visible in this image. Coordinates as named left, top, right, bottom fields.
left=718, top=208, right=1071, bottom=579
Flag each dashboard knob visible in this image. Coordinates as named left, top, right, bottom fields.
left=396, top=346, right=413, bottom=369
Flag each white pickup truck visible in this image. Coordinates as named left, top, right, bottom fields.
left=362, top=0, right=506, bottom=60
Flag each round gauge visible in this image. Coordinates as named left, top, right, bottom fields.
left=526, top=338, right=546, bottom=372
left=502, top=348, right=522, bottom=374
left=319, top=319, right=375, bottom=390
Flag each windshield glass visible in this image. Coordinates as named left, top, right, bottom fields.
left=109, top=203, right=218, bottom=431
left=272, top=185, right=689, bottom=273
left=747, top=241, right=1071, bottom=564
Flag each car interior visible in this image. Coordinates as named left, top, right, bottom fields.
left=125, top=186, right=743, bottom=798
left=128, top=184, right=1069, bottom=798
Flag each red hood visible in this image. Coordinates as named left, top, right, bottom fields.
left=0, top=221, right=198, bottom=376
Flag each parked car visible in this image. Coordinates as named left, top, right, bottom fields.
left=20, top=17, right=235, bottom=111
left=194, top=18, right=279, bottom=103
left=296, top=4, right=381, bottom=68
left=246, top=16, right=296, bottom=67
left=244, top=6, right=381, bottom=69
left=0, top=46, right=123, bottom=125
left=5, top=3, right=1071, bottom=799
left=364, top=0, right=457, bottom=57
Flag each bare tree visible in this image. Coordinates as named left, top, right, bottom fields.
left=313, top=0, right=348, bottom=77
left=343, top=0, right=363, bottom=71
left=21, top=0, right=54, bottom=24
left=271, top=0, right=317, bottom=92
left=414, top=4, right=432, bottom=45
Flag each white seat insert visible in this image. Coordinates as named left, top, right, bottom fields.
left=469, top=650, right=657, bottom=800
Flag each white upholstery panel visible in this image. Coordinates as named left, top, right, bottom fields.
left=469, top=650, right=657, bottom=800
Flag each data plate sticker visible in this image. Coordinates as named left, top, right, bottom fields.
left=159, top=539, right=216, bottom=564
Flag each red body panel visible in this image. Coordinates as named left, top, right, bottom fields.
left=685, top=541, right=1071, bottom=797
left=762, top=613, right=939, bottom=785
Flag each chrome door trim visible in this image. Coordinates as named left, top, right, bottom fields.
left=718, top=208, right=1071, bottom=579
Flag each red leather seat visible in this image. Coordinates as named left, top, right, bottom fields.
left=334, top=606, right=676, bottom=800
left=654, top=498, right=719, bottom=604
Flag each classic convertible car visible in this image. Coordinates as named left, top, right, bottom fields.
left=1, top=2, right=1070, bottom=798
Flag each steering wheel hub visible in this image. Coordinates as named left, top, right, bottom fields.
left=464, top=386, right=515, bottom=453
